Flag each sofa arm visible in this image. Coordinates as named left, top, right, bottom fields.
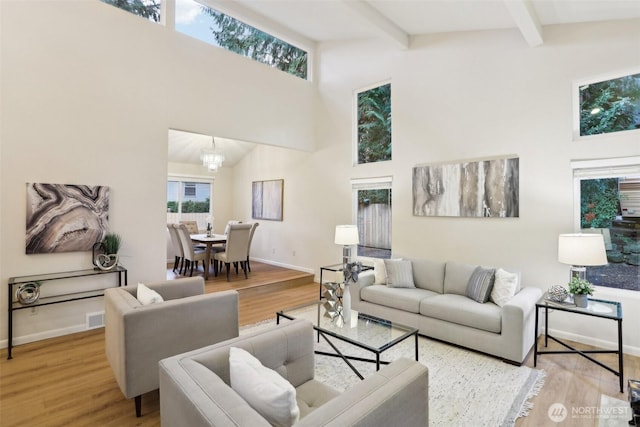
left=296, top=358, right=428, bottom=427
left=351, top=270, right=375, bottom=304
left=501, top=286, right=543, bottom=363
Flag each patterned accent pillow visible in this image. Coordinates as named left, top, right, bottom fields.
left=384, top=259, right=415, bottom=288
left=465, top=267, right=495, bottom=303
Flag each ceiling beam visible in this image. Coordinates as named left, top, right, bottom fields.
left=504, top=0, right=544, bottom=47
left=341, top=0, right=410, bottom=50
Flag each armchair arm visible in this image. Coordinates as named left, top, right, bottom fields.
left=147, top=277, right=204, bottom=301
left=296, top=358, right=428, bottom=427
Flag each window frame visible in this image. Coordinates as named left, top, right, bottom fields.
left=571, top=156, right=640, bottom=295
left=572, top=67, right=640, bottom=141
left=167, top=174, right=215, bottom=228
left=353, top=80, right=392, bottom=166
left=351, top=177, right=393, bottom=261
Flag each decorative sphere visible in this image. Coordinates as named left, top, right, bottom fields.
left=548, top=285, right=568, bottom=302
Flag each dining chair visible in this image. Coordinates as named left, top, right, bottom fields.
left=176, top=224, right=207, bottom=276
left=246, top=222, right=259, bottom=272
left=214, top=223, right=253, bottom=281
left=179, top=220, right=200, bottom=235
left=167, top=224, right=184, bottom=273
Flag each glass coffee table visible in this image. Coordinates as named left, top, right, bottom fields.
left=277, top=301, right=418, bottom=380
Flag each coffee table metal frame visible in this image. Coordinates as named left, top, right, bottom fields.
left=277, top=301, right=418, bottom=380
left=534, top=293, right=624, bottom=392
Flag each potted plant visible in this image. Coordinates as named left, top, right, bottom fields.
left=568, top=277, right=594, bottom=308
left=94, top=233, right=121, bottom=271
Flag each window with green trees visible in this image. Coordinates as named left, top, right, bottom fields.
left=175, top=0, right=307, bottom=79
left=579, top=73, right=640, bottom=137
left=357, top=83, right=391, bottom=164
left=101, top=0, right=161, bottom=22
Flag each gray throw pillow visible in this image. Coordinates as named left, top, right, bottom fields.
left=384, top=259, right=415, bottom=288
left=465, top=267, right=495, bottom=303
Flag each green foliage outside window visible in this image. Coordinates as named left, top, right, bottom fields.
left=358, top=189, right=391, bottom=205
left=181, top=199, right=210, bottom=213
left=580, top=178, right=620, bottom=229
left=579, top=74, right=640, bottom=136
left=358, top=84, right=391, bottom=164
left=102, top=0, right=160, bottom=22
left=202, top=8, right=307, bottom=80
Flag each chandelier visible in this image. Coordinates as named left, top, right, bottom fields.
left=200, top=138, right=225, bottom=172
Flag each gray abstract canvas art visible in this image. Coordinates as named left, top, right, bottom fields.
left=413, top=157, right=519, bottom=218
left=26, top=183, right=110, bottom=254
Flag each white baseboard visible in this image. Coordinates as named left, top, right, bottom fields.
left=0, top=323, right=95, bottom=350
left=548, top=328, right=640, bottom=357
left=250, top=257, right=315, bottom=275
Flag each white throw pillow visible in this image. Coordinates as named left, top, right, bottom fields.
left=136, top=283, right=164, bottom=305
left=490, top=268, right=518, bottom=307
left=373, top=258, right=387, bottom=285
left=229, top=347, right=300, bottom=427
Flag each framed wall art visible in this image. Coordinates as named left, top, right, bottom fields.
left=252, top=179, right=283, bottom=221
left=26, top=183, right=110, bottom=254
left=412, top=156, right=519, bottom=218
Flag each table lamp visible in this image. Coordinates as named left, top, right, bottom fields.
left=335, top=225, right=359, bottom=268
left=558, top=233, right=607, bottom=281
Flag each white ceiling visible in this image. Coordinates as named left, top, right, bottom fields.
left=229, top=0, right=640, bottom=48
left=169, top=0, right=640, bottom=167
left=167, top=129, right=256, bottom=168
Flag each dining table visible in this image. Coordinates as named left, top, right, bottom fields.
left=190, top=233, right=227, bottom=280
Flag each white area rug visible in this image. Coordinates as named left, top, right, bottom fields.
left=598, top=395, right=632, bottom=427
left=242, top=320, right=545, bottom=426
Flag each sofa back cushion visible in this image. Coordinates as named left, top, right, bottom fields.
left=410, top=258, right=446, bottom=293
left=444, top=261, right=478, bottom=295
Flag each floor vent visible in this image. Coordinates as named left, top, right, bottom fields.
left=86, top=311, right=105, bottom=330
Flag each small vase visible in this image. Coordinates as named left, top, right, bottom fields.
left=573, top=294, right=588, bottom=308
left=342, top=283, right=351, bottom=325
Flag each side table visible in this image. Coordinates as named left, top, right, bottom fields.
left=534, top=293, right=624, bottom=392
left=319, top=263, right=373, bottom=300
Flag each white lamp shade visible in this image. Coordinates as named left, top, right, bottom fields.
left=558, top=233, right=607, bottom=266
left=335, top=225, right=359, bottom=245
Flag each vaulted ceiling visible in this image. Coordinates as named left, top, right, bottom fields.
left=220, top=0, right=640, bottom=48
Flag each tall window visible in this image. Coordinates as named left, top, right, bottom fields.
left=356, top=83, right=392, bottom=164
left=167, top=178, right=212, bottom=231
left=352, top=178, right=392, bottom=259
left=175, top=0, right=308, bottom=79
left=572, top=158, right=640, bottom=292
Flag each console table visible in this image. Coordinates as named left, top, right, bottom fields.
left=7, top=266, right=127, bottom=359
left=534, top=293, right=623, bottom=392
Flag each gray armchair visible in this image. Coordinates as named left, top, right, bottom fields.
left=104, top=277, right=239, bottom=417
left=159, top=318, right=429, bottom=426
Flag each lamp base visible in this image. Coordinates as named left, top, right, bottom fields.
left=570, top=265, right=586, bottom=282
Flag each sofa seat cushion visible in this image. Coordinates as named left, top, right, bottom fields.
left=295, top=379, right=340, bottom=419
left=361, top=285, right=438, bottom=313
left=419, top=294, right=502, bottom=333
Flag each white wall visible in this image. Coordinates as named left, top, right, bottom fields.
left=232, top=21, right=640, bottom=354
left=0, top=0, right=315, bottom=345
left=1, top=0, right=639, bottom=356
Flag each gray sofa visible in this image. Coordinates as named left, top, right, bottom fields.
left=351, top=259, right=542, bottom=364
left=159, top=318, right=429, bottom=426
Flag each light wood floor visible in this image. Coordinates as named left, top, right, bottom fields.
left=1, top=264, right=638, bottom=426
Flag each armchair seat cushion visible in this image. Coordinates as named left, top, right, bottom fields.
left=295, top=379, right=340, bottom=418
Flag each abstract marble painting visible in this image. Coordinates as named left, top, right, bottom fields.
left=26, top=183, right=110, bottom=254
left=412, top=157, right=519, bottom=218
